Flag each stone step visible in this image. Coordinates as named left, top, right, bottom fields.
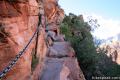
left=47, top=42, right=75, bottom=57
left=46, top=31, right=65, bottom=42
left=54, top=35, right=65, bottom=42
left=40, top=57, right=85, bottom=80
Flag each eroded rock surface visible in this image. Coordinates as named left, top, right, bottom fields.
left=0, top=0, right=45, bottom=80
left=48, top=42, right=75, bottom=57
left=40, top=41, right=85, bottom=80
left=0, top=0, right=85, bottom=80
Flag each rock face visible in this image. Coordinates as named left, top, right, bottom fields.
left=43, top=0, right=64, bottom=24
left=102, top=41, right=120, bottom=64
left=0, top=0, right=85, bottom=80
left=43, top=0, right=64, bottom=35
left=0, top=0, right=43, bottom=80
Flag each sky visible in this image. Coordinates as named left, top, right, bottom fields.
left=59, top=0, right=120, bottom=41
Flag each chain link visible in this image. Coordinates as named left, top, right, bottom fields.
left=0, top=18, right=41, bottom=79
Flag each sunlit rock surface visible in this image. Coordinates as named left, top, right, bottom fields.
left=101, top=41, right=120, bottom=64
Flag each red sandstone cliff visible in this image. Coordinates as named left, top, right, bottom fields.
left=0, top=0, right=44, bottom=80
left=0, top=0, right=85, bottom=80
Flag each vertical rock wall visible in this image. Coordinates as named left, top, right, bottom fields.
left=0, top=0, right=41, bottom=80
left=43, top=0, right=64, bottom=35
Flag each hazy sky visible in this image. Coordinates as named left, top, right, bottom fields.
left=59, top=0, right=120, bottom=40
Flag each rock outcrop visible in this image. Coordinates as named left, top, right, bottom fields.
left=101, top=41, right=120, bottom=64
left=0, top=0, right=85, bottom=80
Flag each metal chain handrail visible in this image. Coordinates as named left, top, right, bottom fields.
left=0, top=15, right=42, bottom=79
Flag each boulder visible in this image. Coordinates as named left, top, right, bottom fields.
left=48, top=42, right=75, bottom=57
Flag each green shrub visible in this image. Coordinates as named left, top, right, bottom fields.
left=31, top=48, right=39, bottom=71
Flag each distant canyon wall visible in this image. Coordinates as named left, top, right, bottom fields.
left=100, top=41, right=120, bottom=64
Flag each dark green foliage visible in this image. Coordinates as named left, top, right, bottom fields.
left=96, top=48, right=120, bottom=77
left=60, top=13, right=97, bottom=78
left=60, top=13, right=120, bottom=79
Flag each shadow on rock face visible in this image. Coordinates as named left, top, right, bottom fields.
left=0, top=0, right=29, bottom=18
